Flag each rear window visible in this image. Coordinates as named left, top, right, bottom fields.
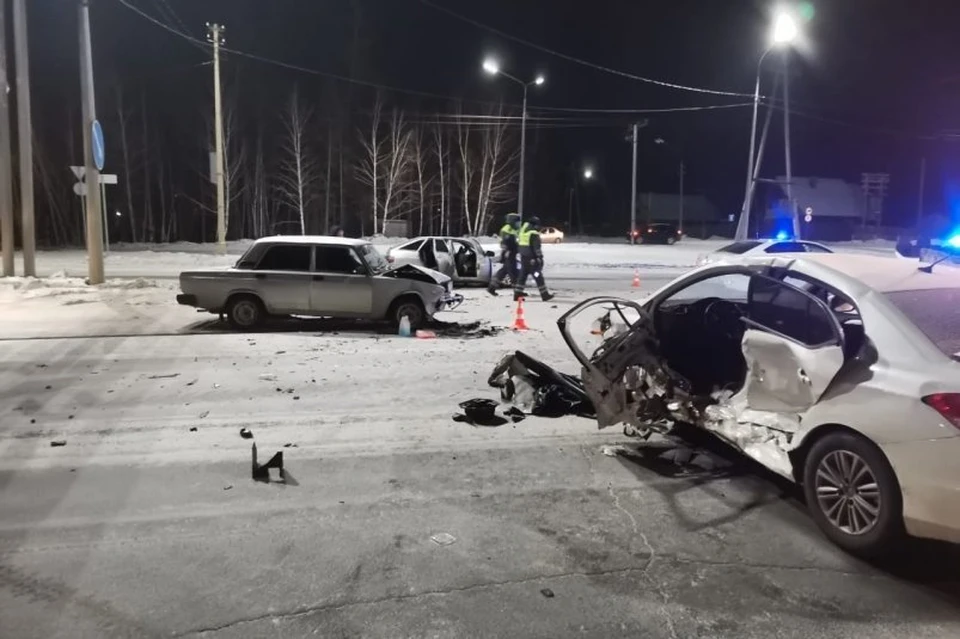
left=886, top=289, right=960, bottom=357
left=718, top=241, right=762, bottom=254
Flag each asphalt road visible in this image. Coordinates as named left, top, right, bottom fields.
left=2, top=326, right=959, bottom=638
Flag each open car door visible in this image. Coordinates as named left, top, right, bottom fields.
left=741, top=275, right=846, bottom=413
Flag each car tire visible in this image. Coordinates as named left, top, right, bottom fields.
left=555, top=238, right=563, bottom=244
left=666, top=236, right=676, bottom=245
left=635, top=236, right=644, bottom=245
left=225, top=294, right=265, bottom=330
left=389, top=297, right=426, bottom=331
left=802, top=431, right=904, bottom=557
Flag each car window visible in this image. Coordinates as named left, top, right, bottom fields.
left=764, top=241, right=808, bottom=253
left=434, top=239, right=450, bottom=253
left=718, top=240, right=762, bottom=254
left=235, top=243, right=267, bottom=269
left=801, top=242, right=832, bottom=253
left=255, top=244, right=312, bottom=271
left=886, top=289, right=960, bottom=358
left=748, top=276, right=838, bottom=346
left=357, top=243, right=389, bottom=274
left=397, top=239, right=423, bottom=251
left=660, top=272, right=751, bottom=305
left=315, top=246, right=366, bottom=275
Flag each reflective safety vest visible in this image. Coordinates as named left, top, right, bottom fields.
left=499, top=223, right=518, bottom=239
left=518, top=225, right=539, bottom=247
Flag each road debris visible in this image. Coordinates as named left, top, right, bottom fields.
left=540, top=588, right=556, bottom=598
left=50, top=440, right=66, bottom=447
left=430, top=532, right=457, bottom=546
left=239, top=428, right=253, bottom=439
left=147, top=373, right=180, bottom=380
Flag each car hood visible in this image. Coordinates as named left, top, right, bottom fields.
left=380, top=263, right=451, bottom=286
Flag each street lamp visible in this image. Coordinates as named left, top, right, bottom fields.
left=735, top=10, right=800, bottom=240
left=482, top=57, right=546, bottom=221
left=583, top=168, right=594, bottom=180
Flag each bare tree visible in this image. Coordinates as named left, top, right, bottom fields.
left=410, top=125, right=434, bottom=235
left=355, top=98, right=385, bottom=233
left=276, top=89, right=320, bottom=234
left=474, top=104, right=519, bottom=234
left=432, top=118, right=448, bottom=235
left=454, top=108, right=479, bottom=235
left=380, top=108, right=415, bottom=234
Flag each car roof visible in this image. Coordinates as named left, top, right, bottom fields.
left=748, top=253, right=960, bottom=293
left=253, top=235, right=369, bottom=247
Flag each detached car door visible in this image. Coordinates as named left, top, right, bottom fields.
left=742, top=275, right=846, bottom=412
left=311, top=245, right=374, bottom=316
left=251, top=243, right=313, bottom=314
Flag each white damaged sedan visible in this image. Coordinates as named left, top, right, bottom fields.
left=559, top=253, right=960, bottom=556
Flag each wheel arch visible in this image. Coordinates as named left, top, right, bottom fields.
left=788, top=422, right=899, bottom=488
left=387, top=292, right=427, bottom=322
left=223, top=289, right=266, bottom=313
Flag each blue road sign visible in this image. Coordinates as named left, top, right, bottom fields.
left=92, top=120, right=105, bottom=171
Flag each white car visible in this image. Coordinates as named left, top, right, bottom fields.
left=385, top=236, right=498, bottom=286
left=697, top=238, right=833, bottom=266
left=177, top=236, right=461, bottom=330
left=558, top=253, right=960, bottom=556
left=539, top=226, right=565, bottom=244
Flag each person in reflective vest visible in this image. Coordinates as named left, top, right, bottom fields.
left=487, top=212, right=521, bottom=295
left=514, top=216, right=554, bottom=302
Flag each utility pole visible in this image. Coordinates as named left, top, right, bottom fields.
left=783, top=51, right=798, bottom=240
left=518, top=84, right=528, bottom=221
left=79, top=0, right=104, bottom=284
left=208, top=23, right=226, bottom=254
left=0, top=2, right=13, bottom=277
left=630, top=123, right=638, bottom=244
left=917, top=156, right=926, bottom=228
left=13, top=0, right=34, bottom=276
left=678, top=161, right=685, bottom=234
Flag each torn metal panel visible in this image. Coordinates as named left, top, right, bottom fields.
left=741, top=329, right=844, bottom=412
left=487, top=351, right=593, bottom=417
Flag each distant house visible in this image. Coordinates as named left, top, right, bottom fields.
left=764, top=177, right=867, bottom=241
left=635, top=192, right=725, bottom=237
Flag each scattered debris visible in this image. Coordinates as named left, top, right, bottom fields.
left=44, top=385, right=51, bottom=390
left=487, top=351, right=593, bottom=418
left=602, top=444, right=630, bottom=457
left=68, top=415, right=74, bottom=420
left=454, top=399, right=507, bottom=427
left=50, top=440, right=66, bottom=447
left=293, top=396, right=300, bottom=401
left=189, top=427, right=198, bottom=432
left=239, top=428, right=253, bottom=439
left=540, top=588, right=556, bottom=599
left=283, top=443, right=298, bottom=448
left=186, top=379, right=198, bottom=387
left=251, top=443, right=285, bottom=483
left=504, top=406, right=526, bottom=423
left=199, top=410, right=210, bottom=419
left=259, top=373, right=277, bottom=381
left=430, top=532, right=457, bottom=546
left=415, top=329, right=437, bottom=339
left=223, top=485, right=233, bottom=491
left=148, top=373, right=180, bottom=380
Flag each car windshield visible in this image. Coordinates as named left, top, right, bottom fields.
left=359, top=243, right=390, bottom=274
left=885, top=288, right=960, bottom=359
left=717, top=240, right=763, bottom=254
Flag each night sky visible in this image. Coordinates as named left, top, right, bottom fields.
left=26, top=0, right=960, bottom=235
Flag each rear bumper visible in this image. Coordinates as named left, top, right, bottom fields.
left=882, top=437, right=960, bottom=544
left=176, top=294, right=198, bottom=307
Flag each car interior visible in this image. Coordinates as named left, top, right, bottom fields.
left=651, top=271, right=863, bottom=397
left=452, top=240, right=479, bottom=278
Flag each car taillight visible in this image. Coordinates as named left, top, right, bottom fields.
left=632, top=230, right=639, bottom=237
left=922, top=393, right=960, bottom=429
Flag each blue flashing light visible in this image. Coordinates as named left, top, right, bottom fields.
left=947, top=234, right=960, bottom=249
left=775, top=230, right=790, bottom=241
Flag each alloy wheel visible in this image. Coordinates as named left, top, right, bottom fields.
left=814, top=450, right=882, bottom=536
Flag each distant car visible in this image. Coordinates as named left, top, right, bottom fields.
left=540, top=226, right=565, bottom=244
left=177, top=236, right=462, bottom=330
left=385, top=236, right=499, bottom=286
left=697, top=239, right=833, bottom=266
left=556, top=253, right=960, bottom=556
left=628, top=222, right=683, bottom=245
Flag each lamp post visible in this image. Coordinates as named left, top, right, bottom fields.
left=734, top=11, right=800, bottom=240
left=483, top=58, right=544, bottom=221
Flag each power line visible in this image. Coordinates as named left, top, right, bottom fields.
left=418, top=0, right=752, bottom=99
left=532, top=102, right=753, bottom=114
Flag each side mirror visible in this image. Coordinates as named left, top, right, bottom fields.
left=485, top=250, right=495, bottom=258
